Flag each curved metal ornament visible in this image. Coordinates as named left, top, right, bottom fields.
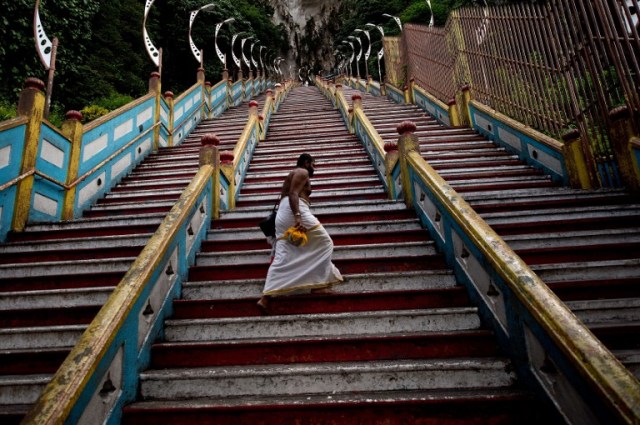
left=363, top=31, right=371, bottom=61
left=215, top=22, right=226, bottom=64
left=347, top=42, right=355, bottom=65
left=143, top=0, right=160, bottom=67
left=231, top=34, right=241, bottom=67
left=426, top=0, right=434, bottom=27
left=189, top=3, right=215, bottom=63
left=250, top=42, right=259, bottom=68
left=33, top=0, right=52, bottom=69
left=241, top=38, right=251, bottom=68
left=475, top=0, right=490, bottom=46
left=259, top=46, right=266, bottom=70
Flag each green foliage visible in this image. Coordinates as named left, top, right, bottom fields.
left=0, top=0, right=285, bottom=118
left=79, top=105, right=109, bottom=123
left=0, top=99, right=16, bottom=121
left=94, top=92, right=135, bottom=111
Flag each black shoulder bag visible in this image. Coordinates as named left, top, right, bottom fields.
left=259, top=196, right=281, bottom=237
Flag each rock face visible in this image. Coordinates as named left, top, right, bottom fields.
left=270, top=0, right=343, bottom=76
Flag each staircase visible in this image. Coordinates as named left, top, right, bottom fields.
left=0, top=97, right=264, bottom=424
left=343, top=86, right=640, bottom=380
left=122, top=86, right=560, bottom=424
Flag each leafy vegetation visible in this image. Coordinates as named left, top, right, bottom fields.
left=0, top=0, right=288, bottom=119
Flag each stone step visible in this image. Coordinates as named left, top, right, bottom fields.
left=0, top=287, right=112, bottom=310
left=0, top=374, right=50, bottom=405
left=163, top=307, right=480, bottom=342
left=195, top=241, right=437, bottom=266
left=122, top=388, right=548, bottom=425
left=138, top=358, right=515, bottom=400
left=181, top=270, right=456, bottom=300
left=149, top=329, right=500, bottom=369
left=0, top=325, right=85, bottom=350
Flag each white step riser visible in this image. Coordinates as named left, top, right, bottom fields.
left=164, top=308, right=480, bottom=342
left=181, top=271, right=457, bottom=300
left=223, top=201, right=405, bottom=219
left=23, top=214, right=164, bottom=232
left=0, top=235, right=149, bottom=253
left=209, top=220, right=422, bottom=240
left=503, top=229, right=640, bottom=250
left=0, top=376, right=49, bottom=405
left=532, top=259, right=640, bottom=281
left=195, top=242, right=436, bottom=266
left=0, top=287, right=112, bottom=310
left=567, top=298, right=640, bottom=325
left=0, top=258, right=133, bottom=278
left=0, top=326, right=84, bottom=350
left=237, top=187, right=386, bottom=203
left=139, top=359, right=515, bottom=401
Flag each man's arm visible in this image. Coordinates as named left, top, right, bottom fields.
left=288, top=169, right=309, bottom=227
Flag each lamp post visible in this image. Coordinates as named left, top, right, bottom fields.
left=188, top=3, right=215, bottom=67
left=230, top=32, right=245, bottom=78
left=347, top=35, right=362, bottom=78
left=214, top=17, right=235, bottom=71
left=250, top=40, right=260, bottom=78
left=365, top=23, right=385, bottom=81
left=354, top=29, right=371, bottom=77
left=341, top=41, right=355, bottom=78
left=426, top=0, right=434, bottom=27
left=382, top=13, right=403, bottom=32
left=259, top=46, right=267, bottom=77
left=33, top=0, right=58, bottom=119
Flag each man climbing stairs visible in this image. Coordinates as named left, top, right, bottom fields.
left=0, top=97, right=264, bottom=424
left=121, top=86, right=560, bottom=424
left=342, top=85, right=640, bottom=381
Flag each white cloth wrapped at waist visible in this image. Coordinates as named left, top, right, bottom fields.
left=263, top=197, right=343, bottom=295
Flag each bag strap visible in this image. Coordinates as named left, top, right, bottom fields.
left=272, top=194, right=282, bottom=212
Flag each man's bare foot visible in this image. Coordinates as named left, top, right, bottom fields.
left=311, top=287, right=333, bottom=294
left=257, top=296, right=270, bottom=315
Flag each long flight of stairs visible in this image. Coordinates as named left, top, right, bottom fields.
left=0, top=96, right=264, bottom=424
left=343, top=85, right=640, bottom=380
left=122, top=86, right=560, bottom=424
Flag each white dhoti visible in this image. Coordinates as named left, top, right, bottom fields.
left=263, top=197, right=343, bottom=295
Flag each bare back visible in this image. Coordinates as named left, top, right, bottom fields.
left=281, top=167, right=311, bottom=203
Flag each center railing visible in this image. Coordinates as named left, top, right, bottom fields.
left=15, top=71, right=292, bottom=424
left=317, top=75, right=640, bottom=425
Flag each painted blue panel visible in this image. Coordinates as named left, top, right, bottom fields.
left=0, top=125, right=26, bottom=186
left=469, top=103, right=568, bottom=185
left=36, top=124, right=71, bottom=183
left=79, top=97, right=155, bottom=176
left=0, top=185, right=17, bottom=241
left=414, top=90, right=449, bottom=126
left=29, top=176, right=64, bottom=222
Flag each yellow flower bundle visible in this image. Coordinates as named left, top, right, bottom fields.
left=283, top=226, right=308, bottom=246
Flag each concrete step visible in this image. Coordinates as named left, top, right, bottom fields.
left=195, top=241, right=437, bottom=266
left=138, top=358, right=515, bottom=400
left=163, top=307, right=481, bottom=342
left=181, top=270, right=457, bottom=300
left=122, top=388, right=549, bottom=425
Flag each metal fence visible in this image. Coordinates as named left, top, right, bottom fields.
left=400, top=0, right=640, bottom=188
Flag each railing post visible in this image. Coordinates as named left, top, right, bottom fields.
left=226, top=78, right=233, bottom=108
left=12, top=78, right=46, bottom=232
left=148, top=71, right=162, bottom=151
left=403, top=84, right=410, bottom=104
left=220, top=151, right=235, bottom=209
left=609, top=106, right=640, bottom=191
left=384, top=141, right=399, bottom=200
left=367, top=75, right=373, bottom=93
left=197, top=67, right=206, bottom=120
left=351, top=93, right=362, bottom=135
left=200, top=134, right=221, bottom=220
left=397, top=120, right=419, bottom=209
left=164, top=91, right=174, bottom=147
left=238, top=69, right=245, bottom=101
left=380, top=82, right=387, bottom=97
left=408, top=78, right=415, bottom=104
left=460, top=84, right=472, bottom=126
left=448, top=98, right=461, bottom=127
left=561, top=129, right=593, bottom=189
left=205, top=81, right=212, bottom=118
left=61, top=110, right=84, bottom=220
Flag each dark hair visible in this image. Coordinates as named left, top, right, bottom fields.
left=296, top=153, right=314, bottom=167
